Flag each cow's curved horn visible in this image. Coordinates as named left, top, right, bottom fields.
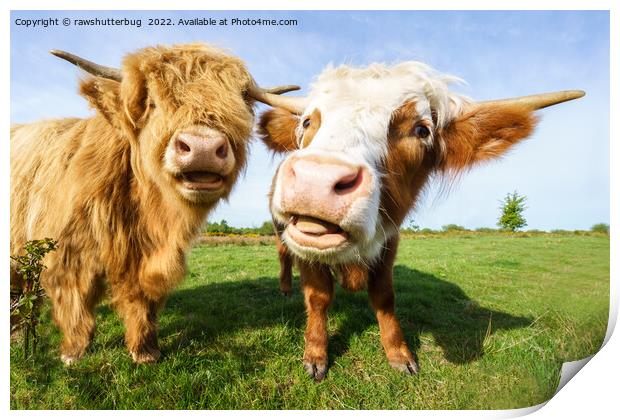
left=50, top=49, right=122, bottom=82
left=261, top=85, right=301, bottom=95
left=478, top=90, right=585, bottom=110
left=51, top=49, right=307, bottom=112
left=248, top=84, right=307, bottom=114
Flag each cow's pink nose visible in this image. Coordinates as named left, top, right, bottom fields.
left=290, top=159, right=363, bottom=196
left=280, top=156, right=371, bottom=223
left=176, top=135, right=228, bottom=159
left=171, top=129, right=234, bottom=175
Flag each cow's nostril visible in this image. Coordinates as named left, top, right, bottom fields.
left=176, top=139, right=191, bottom=154
left=334, top=169, right=362, bottom=194
left=216, top=143, right=228, bottom=159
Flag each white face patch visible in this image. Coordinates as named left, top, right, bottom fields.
left=272, top=62, right=469, bottom=264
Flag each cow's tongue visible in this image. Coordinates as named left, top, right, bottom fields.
left=294, top=215, right=341, bottom=235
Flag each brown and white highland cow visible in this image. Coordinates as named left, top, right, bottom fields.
left=258, top=62, right=584, bottom=381
left=10, top=43, right=296, bottom=364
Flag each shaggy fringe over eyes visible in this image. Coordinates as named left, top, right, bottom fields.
left=120, top=43, right=255, bottom=144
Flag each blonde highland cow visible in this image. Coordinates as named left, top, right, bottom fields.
left=10, top=43, right=297, bottom=364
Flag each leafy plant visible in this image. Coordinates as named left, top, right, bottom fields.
left=590, top=223, right=609, bottom=234
left=407, top=217, right=420, bottom=232
left=442, top=224, right=466, bottom=232
left=419, top=228, right=437, bottom=234
left=498, top=191, right=528, bottom=232
left=10, top=238, right=57, bottom=359
left=203, top=219, right=275, bottom=236
left=254, top=221, right=275, bottom=236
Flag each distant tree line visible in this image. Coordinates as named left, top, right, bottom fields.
left=203, top=219, right=274, bottom=236
left=401, top=191, right=609, bottom=235
left=400, top=224, right=609, bottom=235
left=203, top=190, right=608, bottom=236
left=204, top=219, right=609, bottom=236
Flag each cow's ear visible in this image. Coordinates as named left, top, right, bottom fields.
left=258, top=108, right=299, bottom=153
left=437, top=103, right=538, bottom=174
left=119, top=57, right=150, bottom=129
left=79, top=77, right=122, bottom=127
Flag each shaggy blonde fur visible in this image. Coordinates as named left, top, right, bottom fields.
left=11, top=43, right=256, bottom=364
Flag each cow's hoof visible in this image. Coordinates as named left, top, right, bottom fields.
left=60, top=353, right=81, bottom=366
left=281, top=289, right=293, bottom=298
left=389, top=359, right=419, bottom=375
left=304, top=361, right=328, bottom=382
left=130, top=347, right=161, bottom=364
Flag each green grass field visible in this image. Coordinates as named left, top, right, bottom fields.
left=10, top=234, right=609, bottom=409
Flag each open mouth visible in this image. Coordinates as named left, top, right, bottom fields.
left=179, top=171, right=225, bottom=191
left=286, top=215, right=349, bottom=250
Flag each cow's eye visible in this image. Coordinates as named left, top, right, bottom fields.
left=302, top=118, right=311, bottom=129
left=413, top=124, right=430, bottom=138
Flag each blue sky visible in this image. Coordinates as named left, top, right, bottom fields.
left=10, top=10, right=609, bottom=230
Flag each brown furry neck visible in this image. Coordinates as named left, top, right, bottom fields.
left=81, top=115, right=210, bottom=265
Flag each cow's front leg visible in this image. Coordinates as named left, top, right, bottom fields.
left=368, top=236, right=418, bottom=374
left=45, top=263, right=106, bottom=365
left=299, top=261, right=334, bottom=382
left=113, top=285, right=163, bottom=364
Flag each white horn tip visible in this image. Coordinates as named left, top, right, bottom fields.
left=49, top=49, right=70, bottom=56
left=567, top=89, right=586, bottom=100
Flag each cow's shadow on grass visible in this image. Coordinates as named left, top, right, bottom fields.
left=158, top=264, right=532, bottom=368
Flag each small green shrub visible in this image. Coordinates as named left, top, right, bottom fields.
left=498, top=191, right=527, bottom=232
left=10, top=238, right=57, bottom=359
left=205, top=219, right=238, bottom=235
left=419, top=228, right=436, bottom=234
left=442, top=224, right=466, bottom=232
left=590, top=223, right=609, bottom=234
left=475, top=227, right=497, bottom=233
left=203, top=219, right=275, bottom=236
left=400, top=217, right=420, bottom=234
left=254, top=221, right=275, bottom=236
